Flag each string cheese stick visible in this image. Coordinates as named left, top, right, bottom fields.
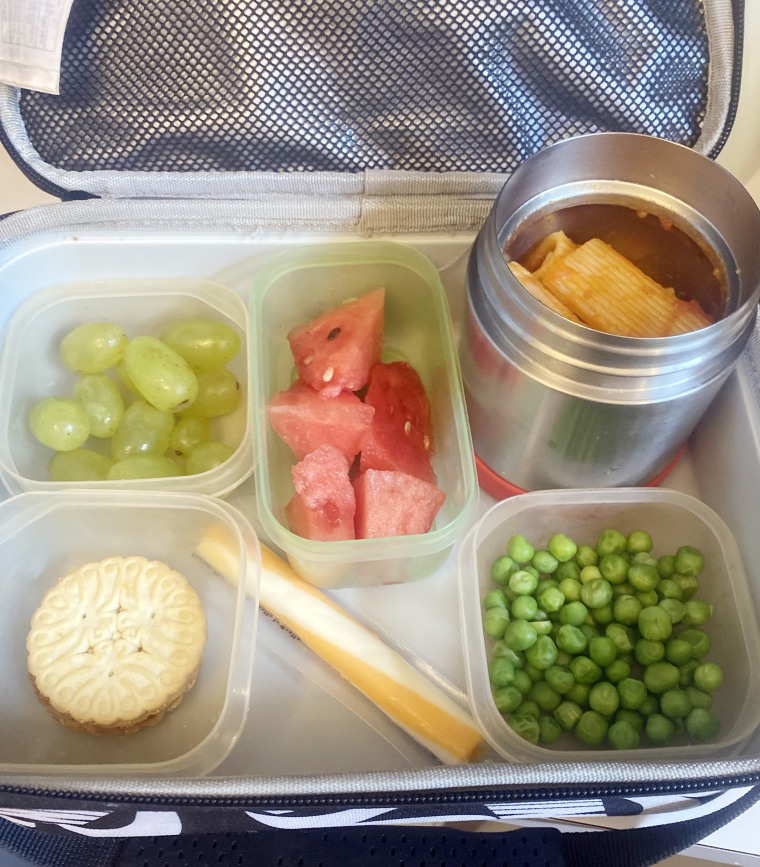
left=196, top=523, right=486, bottom=765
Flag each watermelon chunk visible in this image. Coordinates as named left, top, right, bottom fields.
left=354, top=469, right=445, bottom=539
left=359, top=361, right=436, bottom=483
left=268, top=379, right=375, bottom=461
left=288, top=287, right=385, bottom=397
left=286, top=444, right=356, bottom=541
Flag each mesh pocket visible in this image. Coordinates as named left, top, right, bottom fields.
left=16, top=0, right=721, bottom=176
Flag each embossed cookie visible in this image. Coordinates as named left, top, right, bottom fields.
left=27, top=555, right=207, bottom=735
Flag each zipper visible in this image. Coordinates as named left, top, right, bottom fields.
left=2, top=775, right=760, bottom=808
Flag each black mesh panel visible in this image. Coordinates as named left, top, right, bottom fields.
left=18, top=0, right=712, bottom=174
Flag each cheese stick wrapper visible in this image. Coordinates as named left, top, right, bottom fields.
left=196, top=523, right=486, bottom=765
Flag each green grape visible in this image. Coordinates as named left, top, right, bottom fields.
left=116, top=359, right=140, bottom=395
left=108, top=455, right=184, bottom=480
left=123, top=336, right=198, bottom=413
left=190, top=367, right=241, bottom=417
left=72, top=374, right=125, bottom=438
left=48, top=448, right=114, bottom=481
left=170, top=414, right=212, bottom=458
left=29, top=397, right=90, bottom=451
left=60, top=322, right=128, bottom=374
left=185, top=442, right=234, bottom=474
left=159, top=318, right=241, bottom=371
left=111, top=400, right=175, bottom=461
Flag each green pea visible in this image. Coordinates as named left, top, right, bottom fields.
left=483, top=589, right=509, bottom=610
left=680, top=628, right=710, bottom=659
left=566, top=683, right=590, bottom=707
left=659, top=598, right=686, bottom=625
left=640, top=694, right=660, bottom=717
left=613, top=595, right=642, bottom=627
left=612, top=581, right=635, bottom=597
left=556, top=624, right=587, bottom=655
left=675, top=573, right=699, bottom=601
left=628, top=562, right=660, bottom=593
left=558, top=579, right=583, bottom=603
left=580, top=565, right=603, bottom=584
left=588, top=682, right=620, bottom=717
left=506, top=534, right=534, bottom=564
left=588, top=636, right=617, bottom=668
left=597, top=529, right=628, bottom=556
left=509, top=569, right=539, bottom=596
left=532, top=549, right=559, bottom=574
left=547, top=533, right=578, bottom=563
left=636, top=590, right=660, bottom=608
left=530, top=681, right=562, bottom=712
left=665, top=637, right=694, bottom=666
left=511, top=595, right=538, bottom=621
left=683, top=600, right=713, bottom=627
left=657, top=554, right=676, bottom=579
left=484, top=606, right=511, bottom=639
left=685, top=686, right=712, bottom=710
left=488, top=656, right=516, bottom=686
left=685, top=708, right=720, bottom=741
left=605, top=659, right=632, bottom=685
left=638, top=606, right=673, bottom=642
left=512, top=670, right=533, bottom=695
left=627, top=530, right=653, bottom=554
left=617, top=677, right=647, bottom=710
left=523, top=663, right=545, bottom=683
left=599, top=553, right=629, bottom=585
left=559, top=600, right=588, bottom=626
left=554, top=700, right=583, bottom=731
left=616, top=708, right=644, bottom=733
left=569, top=655, right=602, bottom=685
left=579, top=623, right=601, bottom=643
left=673, top=545, right=705, bottom=578
left=659, top=688, right=692, bottom=720
left=581, top=578, right=613, bottom=610
left=525, top=635, right=559, bottom=671
left=657, top=578, right=683, bottom=600
left=606, top=622, right=636, bottom=654
left=678, top=658, right=700, bottom=688
left=632, top=552, right=658, bottom=567
left=537, top=586, right=565, bottom=613
left=509, top=714, right=540, bottom=744
left=635, top=638, right=665, bottom=667
left=538, top=715, right=563, bottom=744
left=608, top=719, right=640, bottom=750
left=530, top=619, right=554, bottom=635
left=646, top=713, right=675, bottom=744
left=693, top=662, right=724, bottom=693
left=504, top=619, right=538, bottom=651
left=591, top=604, right=614, bottom=626
left=516, top=699, right=541, bottom=719
left=491, top=555, right=519, bottom=586
left=575, top=544, right=598, bottom=568
left=576, top=710, right=609, bottom=746
left=644, top=661, right=680, bottom=694
left=556, top=560, right=582, bottom=582
left=493, top=685, right=523, bottom=714
left=545, top=665, right=575, bottom=695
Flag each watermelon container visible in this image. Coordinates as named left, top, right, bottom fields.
left=250, top=241, right=478, bottom=588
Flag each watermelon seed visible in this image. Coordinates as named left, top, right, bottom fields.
left=303, top=355, right=314, bottom=365
left=404, top=420, right=412, bottom=435
left=322, top=367, right=334, bottom=382
left=327, top=327, right=341, bottom=341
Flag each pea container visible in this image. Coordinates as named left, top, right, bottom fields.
left=460, top=132, right=760, bottom=498
left=457, top=487, right=760, bottom=762
left=0, top=489, right=260, bottom=777
left=0, top=278, right=251, bottom=496
left=250, top=240, right=477, bottom=589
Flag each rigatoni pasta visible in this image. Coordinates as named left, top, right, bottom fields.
left=509, top=230, right=713, bottom=337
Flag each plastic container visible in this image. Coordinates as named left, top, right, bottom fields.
left=0, top=489, right=259, bottom=777
left=0, top=278, right=252, bottom=496
left=458, top=487, right=760, bottom=762
left=250, top=240, right=477, bottom=588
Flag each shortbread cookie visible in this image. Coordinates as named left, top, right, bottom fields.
left=27, top=555, right=207, bottom=735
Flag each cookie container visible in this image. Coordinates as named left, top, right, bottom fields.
left=250, top=240, right=478, bottom=588
left=0, top=278, right=252, bottom=496
left=458, top=487, right=760, bottom=762
left=0, top=489, right=260, bottom=777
